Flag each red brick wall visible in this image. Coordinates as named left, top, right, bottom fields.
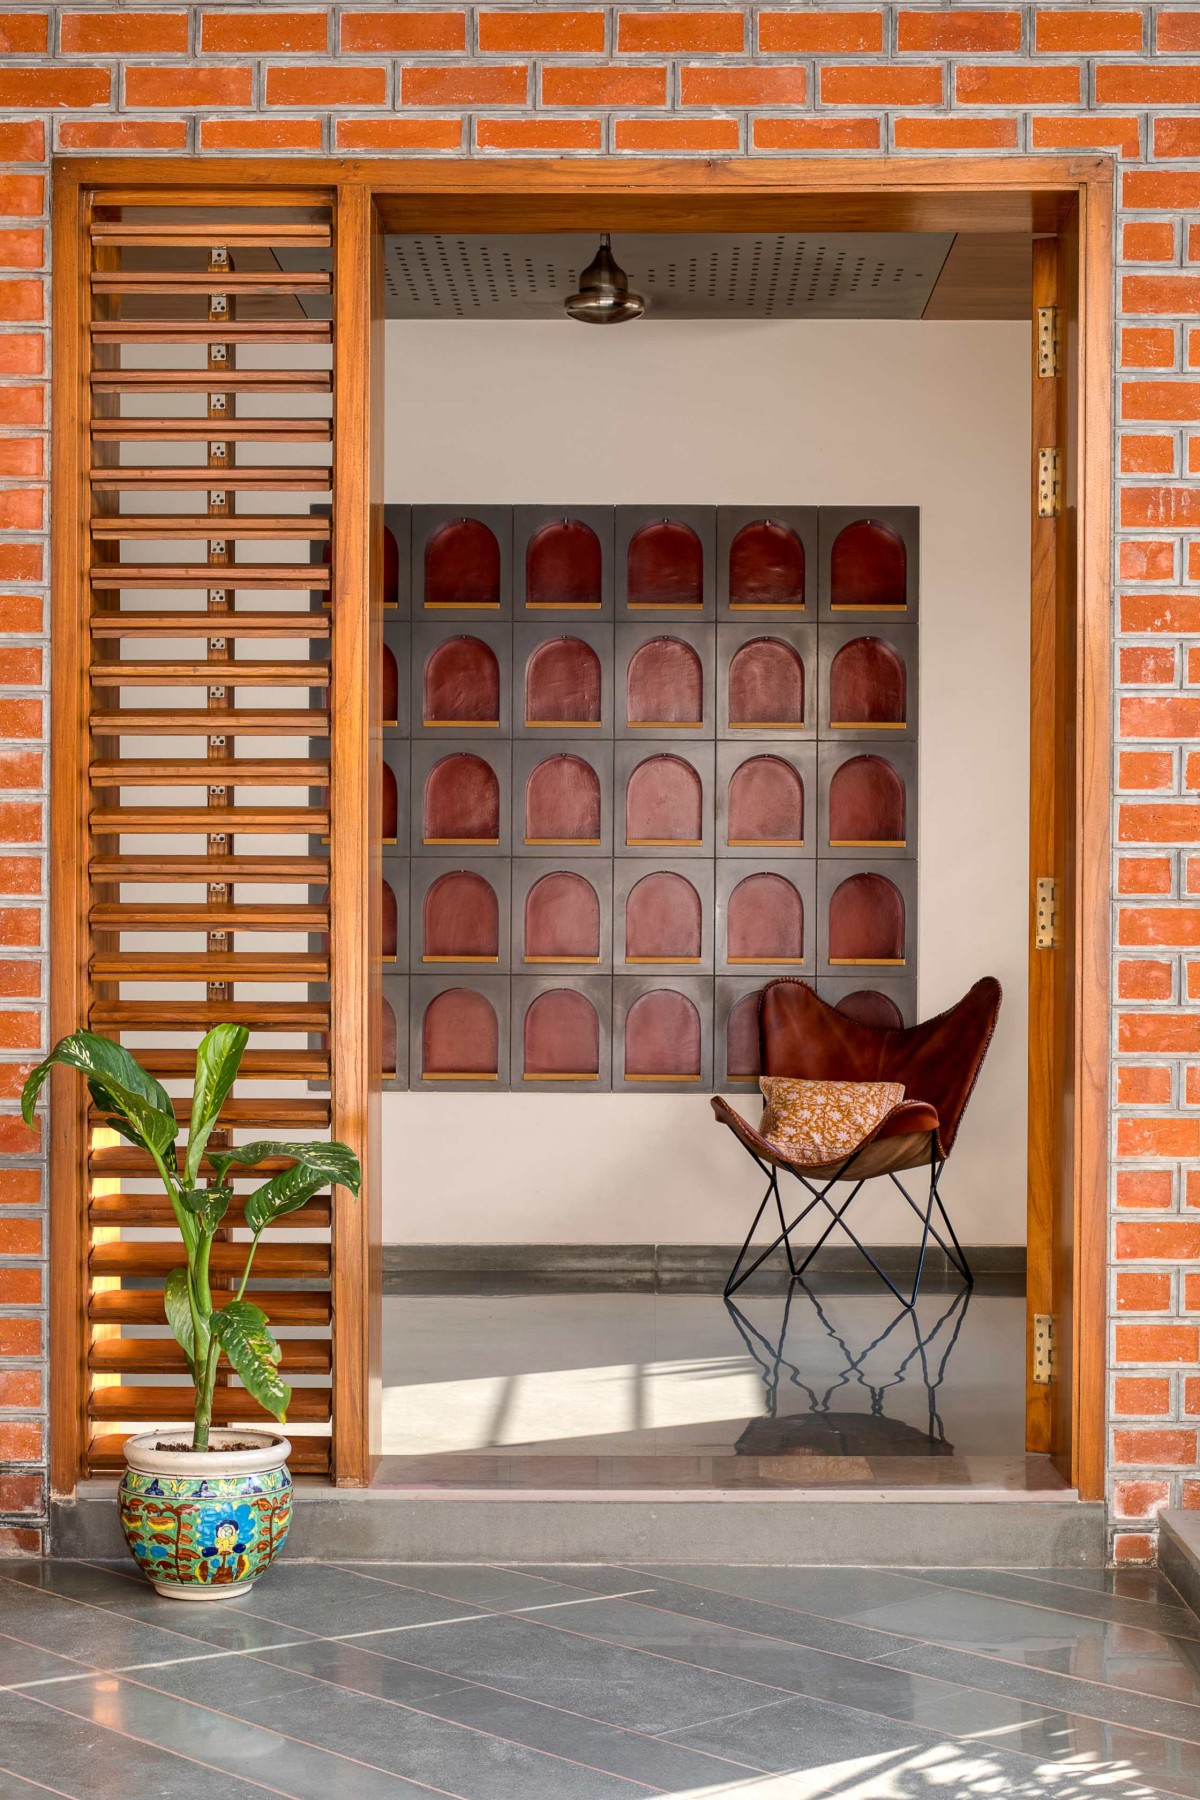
left=1, top=2, right=1197, bottom=1561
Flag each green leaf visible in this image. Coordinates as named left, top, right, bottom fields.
left=240, top=1141, right=362, bottom=1235
left=164, top=1268, right=203, bottom=1382
left=23, top=1032, right=177, bottom=1164
left=179, top=1185, right=231, bottom=1235
left=210, top=1300, right=289, bottom=1422
left=184, top=1024, right=248, bottom=1187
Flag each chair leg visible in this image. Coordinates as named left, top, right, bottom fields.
left=888, top=1158, right=973, bottom=1287
left=725, top=1155, right=824, bottom=1297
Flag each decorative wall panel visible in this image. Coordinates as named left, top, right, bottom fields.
left=373, top=505, right=917, bottom=1088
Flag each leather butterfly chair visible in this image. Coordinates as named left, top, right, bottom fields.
left=712, top=976, right=1002, bottom=1307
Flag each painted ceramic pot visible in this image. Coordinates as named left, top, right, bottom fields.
left=119, top=1428, right=293, bottom=1601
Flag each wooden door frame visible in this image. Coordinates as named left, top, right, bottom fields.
left=51, top=154, right=1112, bottom=1501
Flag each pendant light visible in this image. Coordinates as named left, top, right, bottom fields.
left=564, top=234, right=645, bottom=325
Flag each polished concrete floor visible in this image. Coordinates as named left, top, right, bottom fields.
left=3, top=1559, right=1200, bottom=1796
left=376, top=1279, right=1063, bottom=1493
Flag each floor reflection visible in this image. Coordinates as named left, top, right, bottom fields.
left=375, top=1278, right=1063, bottom=1492
left=726, top=1281, right=971, bottom=1459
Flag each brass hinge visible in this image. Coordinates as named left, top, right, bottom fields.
left=1034, top=876, right=1058, bottom=950
left=1037, top=304, right=1060, bottom=378
left=1037, top=447, right=1061, bottom=518
left=1033, top=1313, right=1056, bottom=1385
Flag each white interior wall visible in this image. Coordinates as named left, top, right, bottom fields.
left=383, top=317, right=1031, bottom=1246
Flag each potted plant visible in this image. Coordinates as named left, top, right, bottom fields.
left=23, top=1024, right=360, bottom=1600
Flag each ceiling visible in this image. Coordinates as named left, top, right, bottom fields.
left=380, top=231, right=957, bottom=321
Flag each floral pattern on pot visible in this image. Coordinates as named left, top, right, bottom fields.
left=119, top=1464, right=293, bottom=1591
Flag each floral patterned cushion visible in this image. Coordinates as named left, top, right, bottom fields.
left=758, top=1075, right=906, bottom=1165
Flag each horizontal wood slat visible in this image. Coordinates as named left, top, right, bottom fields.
left=90, top=222, right=332, bottom=247
left=91, top=271, right=332, bottom=295
left=91, top=466, right=332, bottom=490
left=90, top=1241, right=331, bottom=1280
left=92, top=420, right=332, bottom=442
left=89, top=1387, right=331, bottom=1424
left=90, top=903, right=329, bottom=930
left=90, top=1340, right=332, bottom=1375
left=90, top=1290, right=332, bottom=1327
left=87, top=1433, right=332, bottom=1475
left=89, top=951, right=326, bottom=979
left=89, top=805, right=328, bottom=831
left=90, top=662, right=329, bottom=686
left=91, top=321, right=332, bottom=346
left=90, top=369, right=331, bottom=393
left=90, top=1001, right=330, bottom=1029
left=91, top=853, right=329, bottom=881
left=88, top=760, right=328, bottom=784
left=90, top=568, right=331, bottom=589
left=90, top=710, right=330, bottom=736
left=92, top=516, right=331, bottom=541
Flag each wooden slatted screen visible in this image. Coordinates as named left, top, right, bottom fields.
left=51, top=180, right=379, bottom=1490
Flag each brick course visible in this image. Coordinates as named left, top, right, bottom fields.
left=0, top=0, right=1198, bottom=1564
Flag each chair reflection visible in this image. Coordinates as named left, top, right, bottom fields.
left=726, top=1280, right=971, bottom=1458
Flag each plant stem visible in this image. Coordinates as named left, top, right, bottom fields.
left=192, top=1337, right=221, bottom=1453
left=235, top=1233, right=263, bottom=1302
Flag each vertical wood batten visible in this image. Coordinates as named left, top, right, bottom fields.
left=1074, top=171, right=1114, bottom=1507
left=48, top=165, right=90, bottom=1498
left=330, top=180, right=382, bottom=1486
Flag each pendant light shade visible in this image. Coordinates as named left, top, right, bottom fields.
left=564, top=235, right=645, bottom=325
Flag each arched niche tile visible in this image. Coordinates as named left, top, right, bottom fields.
left=382, top=639, right=400, bottom=730
left=725, top=871, right=804, bottom=967
left=616, top=506, right=714, bottom=618
left=521, top=869, right=602, bottom=965
left=717, top=505, right=815, bottom=619
left=618, top=626, right=710, bottom=738
left=414, top=506, right=509, bottom=615
left=521, top=987, right=602, bottom=1083
left=524, top=635, right=602, bottom=729
left=729, top=519, right=806, bottom=611
left=820, top=625, right=916, bottom=741
left=382, top=874, right=398, bottom=963
left=726, top=753, right=805, bottom=849
left=717, top=983, right=763, bottom=1086
left=381, top=742, right=410, bottom=853
left=518, top=510, right=610, bottom=615
left=623, top=870, right=704, bottom=966
left=422, top=634, right=502, bottom=730
left=821, top=866, right=913, bottom=973
left=616, top=981, right=711, bottom=1087
left=416, top=866, right=504, bottom=967
left=382, top=505, right=410, bottom=615
left=382, top=759, right=398, bottom=845
left=619, top=744, right=712, bottom=855
left=418, top=983, right=503, bottom=1083
left=419, top=749, right=504, bottom=850
left=523, top=751, right=602, bottom=848
left=379, top=976, right=409, bottom=1086
left=716, top=743, right=812, bottom=858
left=382, top=993, right=398, bottom=1081
left=727, top=636, right=805, bottom=733
left=817, top=975, right=916, bottom=1029
left=513, top=742, right=612, bottom=857
left=821, top=746, right=914, bottom=858
left=818, top=505, right=917, bottom=621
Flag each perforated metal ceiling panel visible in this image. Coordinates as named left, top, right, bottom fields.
left=380, top=232, right=956, bottom=320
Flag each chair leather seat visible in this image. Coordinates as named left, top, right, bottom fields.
left=875, top=1099, right=939, bottom=1138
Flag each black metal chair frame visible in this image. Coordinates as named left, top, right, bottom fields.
left=723, top=1137, right=972, bottom=1309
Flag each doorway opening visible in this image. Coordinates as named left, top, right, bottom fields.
left=363, top=172, right=1108, bottom=1507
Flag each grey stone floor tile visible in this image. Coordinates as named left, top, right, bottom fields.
left=5, top=1560, right=323, bottom=1653
left=1006, top=1566, right=1182, bottom=1607
left=661, top=1690, right=1171, bottom=1797
left=265, top=1634, right=762, bottom=1790
left=0, top=1689, right=287, bottom=1799
left=898, top=1567, right=1200, bottom=1639
left=519, top=1563, right=915, bottom=1661
left=879, top=1637, right=1200, bottom=1747
left=0, top=1634, right=87, bottom=1687
left=210, top=1564, right=486, bottom=1638
left=0, top=1573, right=230, bottom=1673
left=335, top=1562, right=603, bottom=1609
left=142, top=1653, right=657, bottom=1798
left=354, top=1608, right=781, bottom=1735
